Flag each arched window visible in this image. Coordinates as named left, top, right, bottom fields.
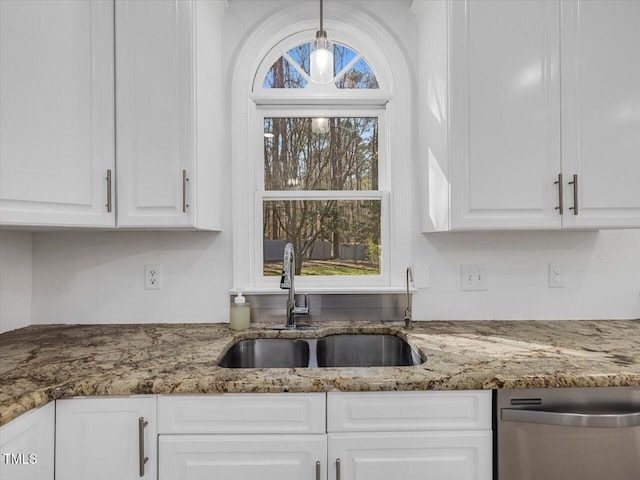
left=262, top=41, right=379, bottom=90
left=231, top=6, right=412, bottom=293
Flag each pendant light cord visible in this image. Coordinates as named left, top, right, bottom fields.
left=319, top=0, right=324, bottom=37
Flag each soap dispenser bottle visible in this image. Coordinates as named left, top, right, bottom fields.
left=230, top=292, right=250, bottom=331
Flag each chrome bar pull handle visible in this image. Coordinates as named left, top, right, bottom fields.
left=554, top=173, right=563, bottom=215
left=569, top=174, right=578, bottom=215
left=336, top=458, right=341, bottom=480
left=501, top=408, right=640, bottom=428
left=138, top=417, right=149, bottom=477
left=106, top=169, right=112, bottom=213
left=182, top=170, right=189, bottom=213
left=315, top=461, right=321, bottom=480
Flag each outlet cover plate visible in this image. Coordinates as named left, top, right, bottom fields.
left=145, top=264, right=161, bottom=290
left=549, top=263, right=564, bottom=288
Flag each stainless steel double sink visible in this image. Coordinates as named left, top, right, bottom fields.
left=218, top=334, right=424, bottom=368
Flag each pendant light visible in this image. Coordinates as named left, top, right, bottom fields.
left=310, top=0, right=333, bottom=84
left=311, top=117, right=330, bottom=134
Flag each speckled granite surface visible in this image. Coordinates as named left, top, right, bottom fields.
left=1, top=320, right=639, bottom=425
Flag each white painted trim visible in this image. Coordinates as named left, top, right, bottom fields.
left=231, top=2, right=413, bottom=293
left=252, top=92, right=391, bottom=107
left=229, top=286, right=415, bottom=295
left=261, top=191, right=386, bottom=200
left=212, top=0, right=228, bottom=17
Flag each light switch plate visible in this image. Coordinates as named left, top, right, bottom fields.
left=461, top=264, right=488, bottom=291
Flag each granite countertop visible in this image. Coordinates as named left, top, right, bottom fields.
left=1, top=320, right=639, bottom=426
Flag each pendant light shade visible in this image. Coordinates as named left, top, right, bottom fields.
left=312, top=117, right=330, bottom=134
left=310, top=0, right=333, bottom=84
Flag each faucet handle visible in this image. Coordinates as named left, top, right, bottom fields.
left=280, top=268, right=290, bottom=289
left=404, top=307, right=412, bottom=330
left=292, top=293, right=310, bottom=316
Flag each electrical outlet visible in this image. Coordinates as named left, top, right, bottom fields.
left=549, top=263, right=564, bottom=288
left=145, top=264, right=161, bottom=290
left=461, top=264, right=488, bottom=291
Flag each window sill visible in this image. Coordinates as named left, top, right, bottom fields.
left=230, top=286, right=417, bottom=295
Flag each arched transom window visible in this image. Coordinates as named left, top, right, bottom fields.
left=262, top=41, right=380, bottom=90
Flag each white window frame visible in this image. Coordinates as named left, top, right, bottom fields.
left=231, top=3, right=413, bottom=294
left=256, top=106, right=390, bottom=289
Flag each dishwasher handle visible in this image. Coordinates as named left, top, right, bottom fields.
left=501, top=408, right=640, bottom=428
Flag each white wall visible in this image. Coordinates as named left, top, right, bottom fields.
left=24, top=0, right=640, bottom=324
left=0, top=231, right=32, bottom=332
left=31, top=231, right=231, bottom=324
left=412, top=229, right=640, bottom=320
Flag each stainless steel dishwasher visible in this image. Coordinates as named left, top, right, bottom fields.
left=497, top=386, right=640, bottom=480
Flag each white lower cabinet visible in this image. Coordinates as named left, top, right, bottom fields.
left=156, top=391, right=492, bottom=480
left=0, top=402, right=55, bottom=480
left=159, top=435, right=327, bottom=480
left=329, top=431, right=492, bottom=480
left=327, top=391, right=493, bottom=480
left=50, top=391, right=492, bottom=479
left=157, top=393, right=327, bottom=480
left=55, top=396, right=157, bottom=480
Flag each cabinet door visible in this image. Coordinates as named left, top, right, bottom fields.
left=561, top=0, right=640, bottom=228
left=115, top=0, right=222, bottom=230
left=116, top=0, right=194, bottom=228
left=159, top=434, right=327, bottom=480
left=449, top=0, right=561, bottom=230
left=55, top=397, right=157, bottom=480
left=0, top=403, right=55, bottom=480
left=0, top=0, right=115, bottom=228
left=329, top=431, right=492, bottom=480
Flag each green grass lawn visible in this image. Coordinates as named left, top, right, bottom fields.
left=264, top=259, right=379, bottom=276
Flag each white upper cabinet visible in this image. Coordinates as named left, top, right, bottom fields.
left=417, top=0, right=640, bottom=231
left=0, top=0, right=223, bottom=230
left=560, top=0, right=640, bottom=228
left=0, top=0, right=115, bottom=228
left=449, top=0, right=562, bottom=230
left=115, top=0, right=223, bottom=230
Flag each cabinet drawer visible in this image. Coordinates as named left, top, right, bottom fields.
left=158, top=393, right=326, bottom=434
left=327, top=391, right=491, bottom=432
left=159, top=434, right=327, bottom=480
left=328, top=431, right=492, bottom=480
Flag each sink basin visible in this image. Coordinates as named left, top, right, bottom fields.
left=218, top=338, right=309, bottom=368
left=317, top=334, right=421, bottom=367
left=218, top=334, right=423, bottom=368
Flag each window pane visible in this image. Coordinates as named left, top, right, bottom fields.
left=334, top=45, right=379, bottom=89
left=263, top=55, right=308, bottom=89
left=261, top=42, right=379, bottom=89
left=264, top=117, right=378, bottom=190
left=263, top=200, right=381, bottom=276
left=336, top=58, right=380, bottom=89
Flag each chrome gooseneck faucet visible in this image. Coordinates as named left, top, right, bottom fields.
left=404, top=266, right=414, bottom=330
left=280, top=243, right=310, bottom=329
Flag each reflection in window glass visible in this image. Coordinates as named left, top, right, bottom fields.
left=263, top=200, right=381, bottom=276
left=336, top=58, right=380, bottom=89
left=262, top=42, right=378, bottom=89
left=264, top=117, right=378, bottom=191
left=263, top=55, right=308, bottom=89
